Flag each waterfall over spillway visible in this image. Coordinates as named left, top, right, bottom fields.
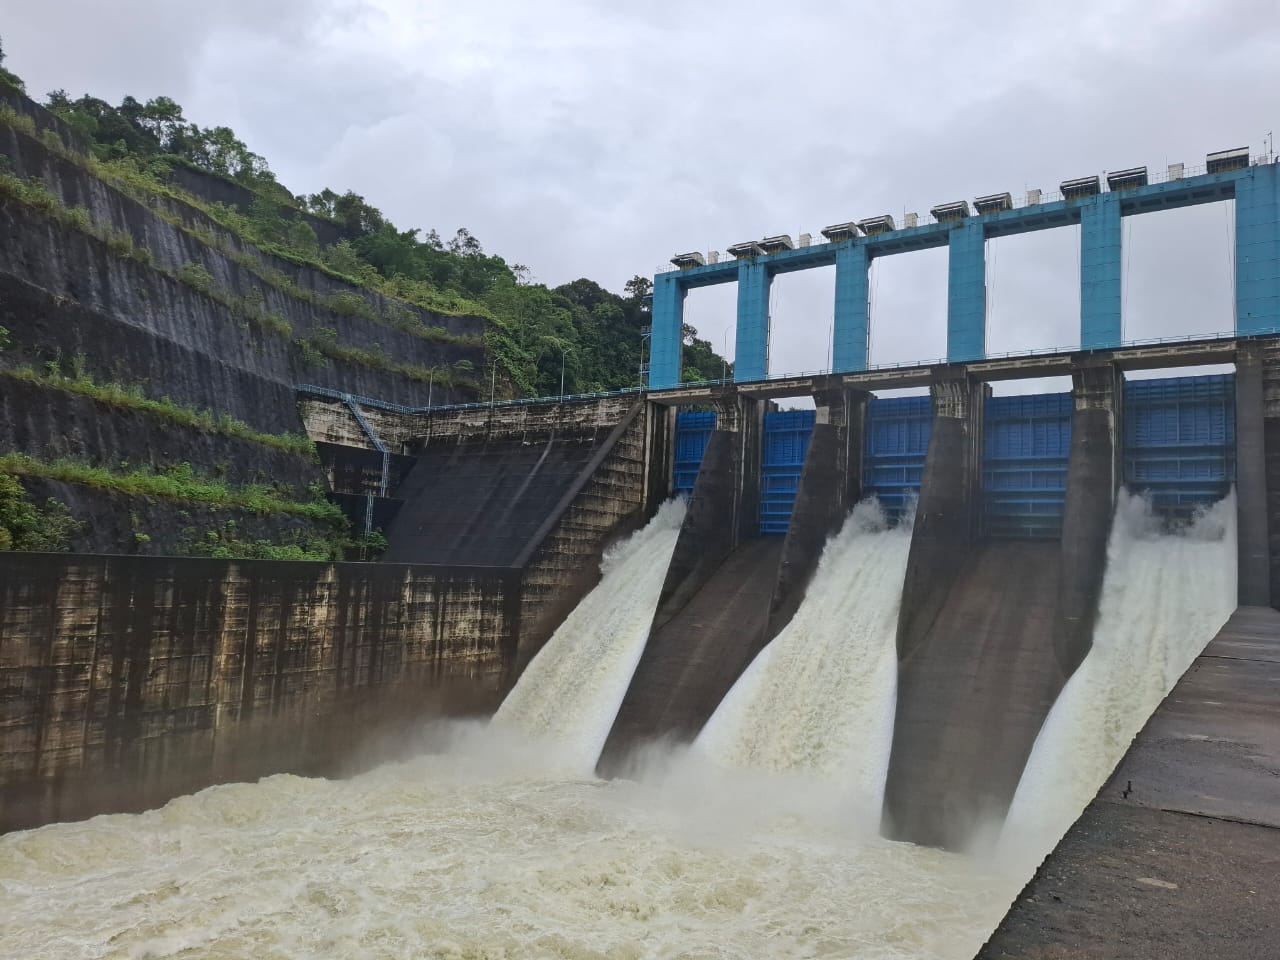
left=492, top=499, right=685, bottom=771
left=696, top=499, right=911, bottom=813
left=1000, top=490, right=1238, bottom=860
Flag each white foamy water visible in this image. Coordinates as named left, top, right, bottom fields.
left=1000, top=490, right=1238, bottom=863
left=0, top=724, right=1021, bottom=960
left=697, top=499, right=911, bottom=814
left=493, top=499, right=685, bottom=772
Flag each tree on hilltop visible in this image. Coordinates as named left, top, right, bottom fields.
left=0, top=36, right=25, bottom=92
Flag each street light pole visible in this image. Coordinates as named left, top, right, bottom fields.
left=557, top=344, right=572, bottom=399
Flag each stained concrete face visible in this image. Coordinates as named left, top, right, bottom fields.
left=0, top=555, right=517, bottom=833
left=1055, top=364, right=1121, bottom=677
left=1236, top=344, right=1272, bottom=607
left=884, top=370, right=1119, bottom=850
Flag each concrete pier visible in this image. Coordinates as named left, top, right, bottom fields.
left=767, top=388, right=865, bottom=637
left=884, top=367, right=1119, bottom=849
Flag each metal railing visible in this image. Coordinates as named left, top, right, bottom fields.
left=296, top=329, right=1248, bottom=417
left=297, top=382, right=645, bottom=417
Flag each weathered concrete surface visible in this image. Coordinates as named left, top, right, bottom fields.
left=886, top=371, right=1117, bottom=850
left=0, top=553, right=517, bottom=833
left=894, top=381, right=982, bottom=654
left=651, top=430, right=741, bottom=624
left=978, top=606, right=1280, bottom=958
left=1260, top=341, right=1280, bottom=605
left=885, top=541, right=1066, bottom=849
left=597, top=537, right=784, bottom=776
left=384, top=400, right=642, bottom=567
left=1236, top=345, right=1271, bottom=607
left=1053, top=364, right=1120, bottom=677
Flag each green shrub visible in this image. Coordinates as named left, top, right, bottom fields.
left=177, top=261, right=215, bottom=294
left=0, top=454, right=343, bottom=524
left=0, top=474, right=81, bottom=551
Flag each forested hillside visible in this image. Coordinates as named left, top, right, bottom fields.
left=3, top=38, right=729, bottom=397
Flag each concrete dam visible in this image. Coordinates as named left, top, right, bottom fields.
left=3, top=140, right=1279, bottom=958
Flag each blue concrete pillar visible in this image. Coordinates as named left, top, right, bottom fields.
left=736, top=258, right=772, bottom=382
left=947, top=221, right=986, bottom=362
left=1080, top=192, right=1123, bottom=349
left=833, top=243, right=870, bottom=372
left=1236, top=163, right=1280, bottom=336
left=648, top=272, right=686, bottom=389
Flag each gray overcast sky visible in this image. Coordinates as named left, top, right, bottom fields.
left=5, top=0, right=1279, bottom=387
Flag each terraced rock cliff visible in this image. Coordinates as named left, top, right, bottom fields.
left=0, top=89, right=488, bottom=556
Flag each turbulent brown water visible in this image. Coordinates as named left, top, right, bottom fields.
left=0, top=495, right=1236, bottom=959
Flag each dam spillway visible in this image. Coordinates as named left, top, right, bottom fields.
left=0, top=480, right=1245, bottom=959
left=2, top=125, right=1279, bottom=954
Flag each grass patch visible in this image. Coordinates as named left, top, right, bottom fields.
left=1, top=366, right=317, bottom=457
left=297, top=328, right=479, bottom=389
left=0, top=454, right=345, bottom=524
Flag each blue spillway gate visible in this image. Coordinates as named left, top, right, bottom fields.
left=673, top=411, right=715, bottom=495
left=982, top=393, right=1073, bottom=539
left=863, top=396, right=933, bottom=518
left=760, top=409, right=816, bottom=535
left=1124, top=374, right=1235, bottom=514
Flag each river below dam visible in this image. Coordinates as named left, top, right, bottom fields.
left=0, top=494, right=1237, bottom=960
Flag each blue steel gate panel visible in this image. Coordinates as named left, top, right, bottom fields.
left=982, top=393, right=1073, bottom=539
left=673, top=411, right=716, bottom=495
left=760, top=410, right=816, bottom=535
left=1123, top=374, right=1235, bottom=513
left=863, top=396, right=932, bottom=518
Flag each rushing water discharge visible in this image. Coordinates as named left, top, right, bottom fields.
left=999, top=490, right=1238, bottom=863
left=0, top=494, right=1238, bottom=959
left=697, top=499, right=911, bottom=812
left=493, top=498, right=686, bottom=772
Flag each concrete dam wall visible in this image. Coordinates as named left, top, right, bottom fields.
left=0, top=553, right=517, bottom=833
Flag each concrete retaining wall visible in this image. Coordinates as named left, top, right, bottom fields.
left=0, top=553, right=516, bottom=833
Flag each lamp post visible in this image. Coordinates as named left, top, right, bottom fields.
left=722, top=329, right=729, bottom=382
left=559, top=344, right=572, bottom=398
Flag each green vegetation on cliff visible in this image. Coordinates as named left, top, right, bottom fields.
left=0, top=39, right=22, bottom=93
left=0, top=455, right=345, bottom=523
left=22, top=61, right=730, bottom=397
left=0, top=474, right=79, bottom=551
left=0, top=366, right=318, bottom=458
